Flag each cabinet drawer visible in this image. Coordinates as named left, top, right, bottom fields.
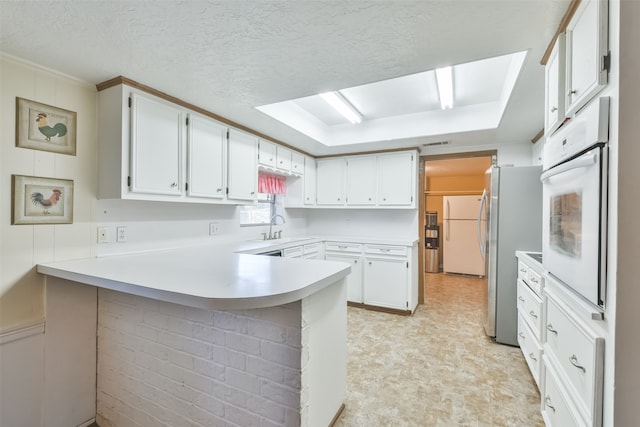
left=283, top=246, right=303, bottom=258
left=517, top=279, right=543, bottom=339
left=528, top=269, right=544, bottom=295
left=545, top=294, right=604, bottom=421
left=542, top=356, right=584, bottom=427
left=303, top=243, right=320, bottom=255
left=517, top=313, right=543, bottom=389
left=518, top=261, right=529, bottom=281
left=324, top=242, right=363, bottom=253
left=364, top=244, right=407, bottom=257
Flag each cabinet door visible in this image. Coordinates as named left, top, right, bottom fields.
left=378, top=152, right=415, bottom=206
left=227, top=129, right=258, bottom=201
left=276, top=146, right=292, bottom=172
left=346, top=156, right=377, bottom=205
left=130, top=93, right=183, bottom=196
left=545, top=33, right=565, bottom=136
left=316, top=158, right=345, bottom=205
left=258, top=139, right=276, bottom=168
left=186, top=115, right=226, bottom=199
left=363, top=257, right=408, bottom=310
left=565, top=0, right=608, bottom=117
left=325, top=254, right=363, bottom=303
left=291, top=151, right=304, bottom=176
left=303, top=156, right=316, bottom=205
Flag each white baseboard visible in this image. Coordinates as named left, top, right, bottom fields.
left=78, top=418, right=96, bottom=427
left=0, top=319, right=45, bottom=345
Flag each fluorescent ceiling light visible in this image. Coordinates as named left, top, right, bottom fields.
left=319, top=91, right=362, bottom=124
left=435, top=66, right=453, bottom=110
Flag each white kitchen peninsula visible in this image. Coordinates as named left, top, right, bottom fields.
left=37, top=243, right=350, bottom=427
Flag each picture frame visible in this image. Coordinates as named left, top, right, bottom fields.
left=15, top=97, right=77, bottom=155
left=11, top=175, right=74, bottom=225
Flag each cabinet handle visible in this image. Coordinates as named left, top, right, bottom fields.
left=337, top=198, right=341, bottom=201
left=368, top=261, right=372, bottom=265
left=216, top=188, right=222, bottom=192
left=519, top=332, right=525, bottom=340
left=551, top=106, right=558, bottom=113
left=380, top=248, right=391, bottom=252
left=520, top=268, right=527, bottom=274
left=531, top=277, right=539, bottom=284
left=518, top=296, right=525, bottom=302
left=569, top=355, right=586, bottom=373
left=250, top=191, right=255, bottom=195
left=546, top=323, right=558, bottom=335
left=338, top=245, right=347, bottom=249
left=354, top=259, right=358, bottom=264
left=383, top=198, right=387, bottom=201
left=368, top=197, right=372, bottom=201
left=529, top=310, right=538, bottom=319
left=528, top=352, right=537, bottom=362
left=568, top=89, right=577, bottom=96
left=170, top=182, right=177, bottom=188
left=545, top=397, right=556, bottom=412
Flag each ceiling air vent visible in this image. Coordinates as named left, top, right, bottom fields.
left=423, top=141, right=450, bottom=147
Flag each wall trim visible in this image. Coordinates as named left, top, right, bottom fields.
left=0, top=319, right=45, bottom=345
left=0, top=53, right=97, bottom=90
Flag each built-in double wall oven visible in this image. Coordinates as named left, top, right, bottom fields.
left=541, top=97, right=609, bottom=308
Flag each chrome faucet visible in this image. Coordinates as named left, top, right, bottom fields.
left=264, top=214, right=286, bottom=240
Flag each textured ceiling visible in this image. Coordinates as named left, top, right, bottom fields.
left=0, top=1, right=569, bottom=156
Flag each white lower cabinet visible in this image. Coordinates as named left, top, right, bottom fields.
left=544, top=288, right=604, bottom=426
left=542, top=356, right=584, bottom=427
left=325, top=253, right=363, bottom=303
left=363, top=256, right=408, bottom=310
left=325, top=241, right=416, bottom=313
left=515, top=254, right=546, bottom=389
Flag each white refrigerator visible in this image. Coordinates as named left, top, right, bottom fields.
left=442, top=195, right=486, bottom=276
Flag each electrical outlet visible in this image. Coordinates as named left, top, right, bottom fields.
left=209, top=222, right=220, bottom=235
left=97, top=227, right=109, bottom=243
left=116, top=226, right=128, bottom=243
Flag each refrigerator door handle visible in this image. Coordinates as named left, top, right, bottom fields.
left=477, top=189, right=487, bottom=259
left=445, top=199, right=450, bottom=241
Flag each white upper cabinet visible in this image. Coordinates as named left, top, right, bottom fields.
left=378, top=151, right=415, bottom=206
left=186, top=114, right=226, bottom=199
left=258, top=139, right=277, bottom=168
left=545, top=33, right=566, bottom=136
left=227, top=129, right=258, bottom=201
left=291, top=151, right=304, bottom=176
left=564, top=0, right=608, bottom=117
left=346, top=156, right=377, bottom=206
left=316, top=158, right=346, bottom=205
left=276, top=146, right=292, bottom=172
left=303, top=156, right=316, bottom=205
left=129, top=92, right=184, bottom=196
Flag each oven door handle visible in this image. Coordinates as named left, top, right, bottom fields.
left=540, top=150, right=598, bottom=182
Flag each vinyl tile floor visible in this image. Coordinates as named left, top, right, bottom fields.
left=334, top=273, right=544, bottom=427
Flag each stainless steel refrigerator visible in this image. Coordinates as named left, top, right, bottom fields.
left=480, top=165, right=542, bottom=346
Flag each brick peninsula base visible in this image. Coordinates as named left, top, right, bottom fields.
left=95, top=280, right=346, bottom=427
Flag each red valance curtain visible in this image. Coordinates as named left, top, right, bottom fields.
left=258, top=172, right=286, bottom=195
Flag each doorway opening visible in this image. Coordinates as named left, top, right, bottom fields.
left=417, top=151, right=496, bottom=304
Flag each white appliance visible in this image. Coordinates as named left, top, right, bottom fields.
left=542, top=97, right=609, bottom=309
left=481, top=165, right=542, bottom=346
left=443, top=195, right=485, bottom=276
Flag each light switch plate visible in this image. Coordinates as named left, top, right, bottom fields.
left=97, top=227, right=109, bottom=243
left=209, top=222, right=220, bottom=235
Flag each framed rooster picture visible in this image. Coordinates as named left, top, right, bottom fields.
left=16, top=97, right=77, bottom=155
left=11, top=175, right=74, bottom=225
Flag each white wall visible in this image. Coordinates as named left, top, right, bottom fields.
left=95, top=197, right=309, bottom=256
left=0, top=55, right=98, bottom=427
left=420, top=142, right=535, bottom=166
left=305, top=209, right=419, bottom=241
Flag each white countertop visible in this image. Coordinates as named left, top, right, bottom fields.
left=37, top=240, right=350, bottom=311
left=37, top=235, right=417, bottom=311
